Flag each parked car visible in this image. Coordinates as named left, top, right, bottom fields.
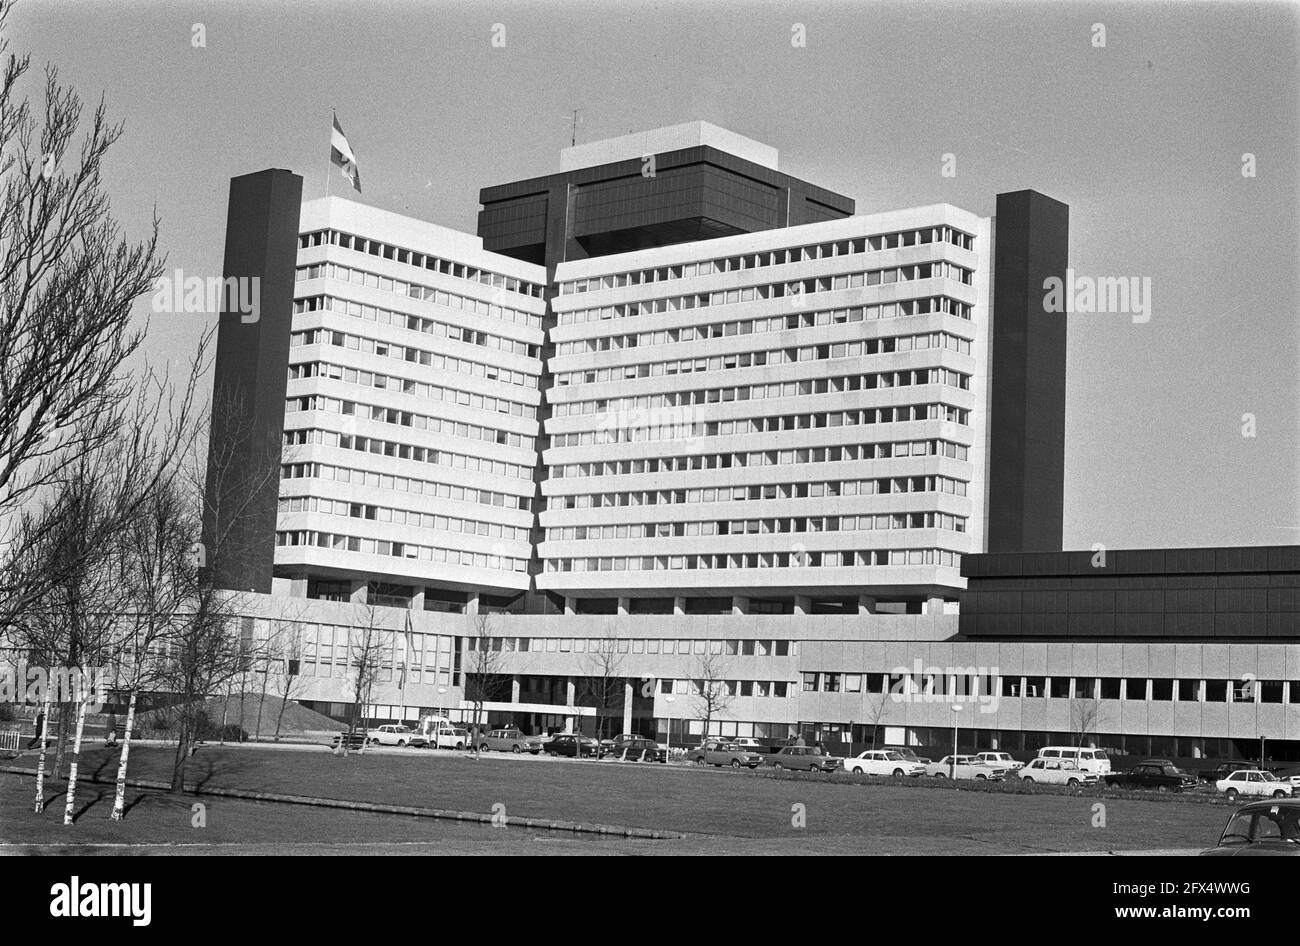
left=328, top=731, right=367, bottom=750
left=1017, top=757, right=1098, bottom=787
left=426, top=726, right=468, bottom=750
left=604, top=734, right=667, bottom=762
left=843, top=749, right=926, bottom=778
left=975, top=751, right=1023, bottom=772
left=1104, top=760, right=1198, bottom=793
left=687, top=740, right=764, bottom=769
left=478, top=728, right=544, bottom=754
left=925, top=755, right=1009, bottom=780
left=543, top=733, right=600, bottom=758
left=1216, top=769, right=1294, bottom=801
left=1201, top=799, right=1300, bottom=856
left=366, top=724, right=420, bottom=747
left=1199, top=762, right=1255, bottom=784
left=883, top=745, right=932, bottom=766
left=1035, top=746, right=1111, bottom=775
left=769, top=746, right=841, bottom=772
left=730, top=737, right=765, bottom=753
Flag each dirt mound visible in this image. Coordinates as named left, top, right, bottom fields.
left=137, top=694, right=344, bottom=738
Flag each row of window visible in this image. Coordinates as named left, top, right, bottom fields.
left=559, top=275, right=975, bottom=331
left=802, top=671, right=1300, bottom=705
left=277, top=496, right=530, bottom=543
left=548, top=442, right=973, bottom=480
left=557, top=296, right=973, bottom=351
left=545, top=512, right=968, bottom=542
left=284, top=428, right=534, bottom=481
left=289, top=361, right=539, bottom=421
left=293, top=285, right=540, bottom=356
left=548, top=474, right=971, bottom=511
left=554, top=334, right=972, bottom=389
left=287, top=394, right=536, bottom=452
left=557, top=225, right=976, bottom=297
left=543, top=548, right=963, bottom=572
left=280, top=461, right=533, bottom=512
left=300, top=228, right=544, bottom=299
left=275, top=529, right=529, bottom=572
left=548, top=404, right=971, bottom=449
left=659, top=678, right=793, bottom=698
left=291, top=326, right=540, bottom=391
left=552, top=368, right=971, bottom=419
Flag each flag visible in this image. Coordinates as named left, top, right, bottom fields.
left=398, top=609, right=414, bottom=690
left=330, top=114, right=362, bottom=193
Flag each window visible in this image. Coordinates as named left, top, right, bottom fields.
left=802, top=672, right=820, bottom=692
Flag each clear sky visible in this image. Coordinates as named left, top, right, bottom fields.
left=11, top=0, right=1298, bottom=552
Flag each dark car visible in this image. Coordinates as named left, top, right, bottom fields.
left=1199, top=761, right=1261, bottom=783
left=769, top=746, right=841, bottom=772
left=1201, top=798, right=1300, bottom=856
left=604, top=735, right=666, bottom=763
left=1105, top=759, right=1199, bottom=793
left=542, top=733, right=600, bottom=758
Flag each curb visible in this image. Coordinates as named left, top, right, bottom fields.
left=0, top=765, right=682, bottom=840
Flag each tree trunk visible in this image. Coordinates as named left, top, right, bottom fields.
left=254, top=671, right=268, bottom=741
left=52, top=700, right=69, bottom=779
left=219, top=685, right=230, bottom=745
left=62, top=697, right=89, bottom=825
left=170, top=716, right=191, bottom=793
left=273, top=692, right=290, bottom=741
left=32, top=680, right=53, bottom=813
left=110, top=688, right=138, bottom=821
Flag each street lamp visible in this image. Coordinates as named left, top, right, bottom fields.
left=950, top=704, right=963, bottom=778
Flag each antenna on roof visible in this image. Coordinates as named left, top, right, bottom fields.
left=562, top=108, right=584, bottom=147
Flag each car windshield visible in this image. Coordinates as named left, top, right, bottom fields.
left=1261, top=772, right=1279, bottom=782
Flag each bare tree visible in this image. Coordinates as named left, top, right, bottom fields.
left=338, top=603, right=386, bottom=757
left=864, top=690, right=890, bottom=750
left=264, top=618, right=308, bottom=741
left=579, top=625, right=624, bottom=742
left=0, top=2, right=164, bottom=626
left=692, top=650, right=733, bottom=743
left=463, top=612, right=508, bottom=758
left=1071, top=695, right=1104, bottom=750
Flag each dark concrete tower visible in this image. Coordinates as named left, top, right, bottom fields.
left=987, top=189, right=1069, bottom=553
left=203, top=169, right=304, bottom=592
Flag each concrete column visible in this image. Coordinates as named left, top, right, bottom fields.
left=565, top=677, right=577, bottom=735
left=857, top=595, right=877, bottom=615
left=617, top=596, right=630, bottom=616
left=466, top=592, right=480, bottom=615
left=511, top=676, right=521, bottom=703
left=289, top=574, right=309, bottom=598
left=925, top=596, right=945, bottom=615
left=673, top=596, right=685, bottom=616
left=794, top=595, right=810, bottom=615
left=564, top=596, right=576, bottom=616
left=732, top=596, right=748, bottom=615
left=349, top=580, right=367, bottom=603
left=412, top=587, right=425, bottom=612
left=622, top=682, right=634, bottom=735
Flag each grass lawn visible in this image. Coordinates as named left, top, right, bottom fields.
left=1, top=744, right=1235, bottom=854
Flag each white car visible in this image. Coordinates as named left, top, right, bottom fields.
left=925, top=755, right=1009, bottom=780
left=366, top=724, right=417, bottom=747
left=1216, top=769, right=1295, bottom=801
left=975, top=751, right=1023, bottom=772
left=730, top=737, right=764, bottom=752
left=844, top=750, right=927, bottom=778
left=1017, top=757, right=1098, bottom=787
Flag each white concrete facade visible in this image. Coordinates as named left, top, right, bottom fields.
left=543, top=206, right=992, bottom=601
left=275, top=198, right=548, bottom=601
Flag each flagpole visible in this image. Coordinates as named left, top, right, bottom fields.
left=325, top=107, right=333, bottom=199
